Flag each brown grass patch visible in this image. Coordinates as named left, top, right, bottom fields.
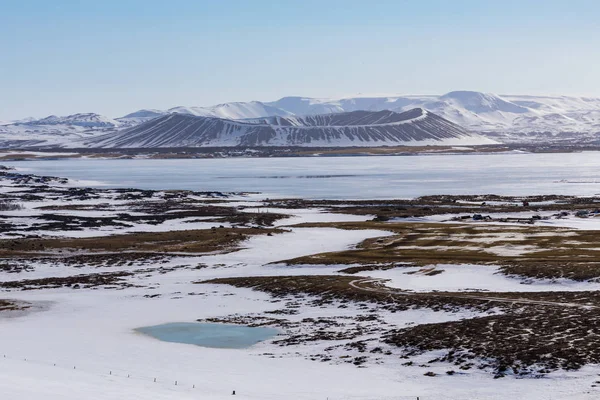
left=0, top=227, right=283, bottom=257
left=0, top=299, right=25, bottom=311
left=280, top=221, right=600, bottom=280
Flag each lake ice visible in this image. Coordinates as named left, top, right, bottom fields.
left=6, top=151, right=600, bottom=199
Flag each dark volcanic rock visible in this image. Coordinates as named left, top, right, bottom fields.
left=82, top=109, right=489, bottom=148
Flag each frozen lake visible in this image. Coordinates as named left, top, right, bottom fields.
left=136, top=322, right=279, bottom=349
left=5, top=152, right=600, bottom=199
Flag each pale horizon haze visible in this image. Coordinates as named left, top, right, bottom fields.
left=1, top=0, right=599, bottom=120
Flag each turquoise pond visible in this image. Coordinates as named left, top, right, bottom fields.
left=135, top=323, right=279, bottom=349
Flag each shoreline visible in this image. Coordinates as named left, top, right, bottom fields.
left=1, top=143, right=600, bottom=161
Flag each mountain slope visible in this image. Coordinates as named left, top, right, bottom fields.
left=266, top=97, right=346, bottom=116
left=24, top=113, right=119, bottom=128
left=3, top=91, right=599, bottom=148
left=80, top=108, right=496, bottom=148
left=438, top=91, right=529, bottom=114
left=167, top=101, right=294, bottom=120
left=0, top=113, right=120, bottom=148
left=116, top=109, right=168, bottom=127
left=118, top=92, right=600, bottom=135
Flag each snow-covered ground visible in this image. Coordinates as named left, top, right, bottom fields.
left=3, top=224, right=600, bottom=400
left=390, top=211, right=600, bottom=230
left=3, top=172, right=600, bottom=399
left=3, top=225, right=600, bottom=400
left=0, top=220, right=412, bottom=400
left=4, top=284, right=600, bottom=400
left=366, top=264, right=600, bottom=293
left=0, top=150, right=78, bottom=158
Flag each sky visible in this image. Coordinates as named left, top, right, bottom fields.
left=1, top=0, right=599, bottom=120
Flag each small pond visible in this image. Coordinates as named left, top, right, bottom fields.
left=135, top=322, right=279, bottom=349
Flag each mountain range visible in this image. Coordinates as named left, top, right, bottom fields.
left=1, top=91, right=599, bottom=148
left=116, top=91, right=600, bottom=134
left=81, top=108, right=494, bottom=148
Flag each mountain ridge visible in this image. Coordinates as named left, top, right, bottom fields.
left=2, top=91, right=600, bottom=148
left=118, top=91, right=600, bottom=134
left=77, top=108, right=495, bottom=148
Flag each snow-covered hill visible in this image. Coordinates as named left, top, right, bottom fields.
left=0, top=117, right=36, bottom=126
left=262, top=92, right=600, bottom=134
left=24, top=113, right=119, bottom=128
left=116, top=109, right=167, bottom=127
left=0, top=113, right=120, bottom=148
left=118, top=91, right=600, bottom=135
left=79, top=108, right=496, bottom=148
left=2, top=91, right=600, bottom=148
left=167, top=101, right=294, bottom=120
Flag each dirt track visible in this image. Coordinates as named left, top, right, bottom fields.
left=348, top=278, right=598, bottom=309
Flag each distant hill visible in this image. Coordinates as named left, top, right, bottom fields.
left=79, top=108, right=496, bottom=148
left=0, top=113, right=119, bottom=148
left=115, top=91, right=600, bottom=135
left=2, top=90, right=600, bottom=148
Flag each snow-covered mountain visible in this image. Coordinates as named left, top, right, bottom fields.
left=0, top=117, right=36, bottom=126
left=0, top=113, right=120, bottom=148
left=262, top=92, right=600, bottom=134
left=22, top=113, right=119, bottom=128
left=167, top=101, right=294, bottom=120
left=113, top=102, right=293, bottom=128
left=116, top=109, right=167, bottom=127
left=2, top=91, right=600, bottom=148
left=118, top=91, right=600, bottom=135
left=78, top=108, right=496, bottom=148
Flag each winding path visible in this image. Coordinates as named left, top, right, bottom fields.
left=348, top=278, right=598, bottom=309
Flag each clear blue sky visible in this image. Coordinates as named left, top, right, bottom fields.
left=1, top=0, right=599, bottom=120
